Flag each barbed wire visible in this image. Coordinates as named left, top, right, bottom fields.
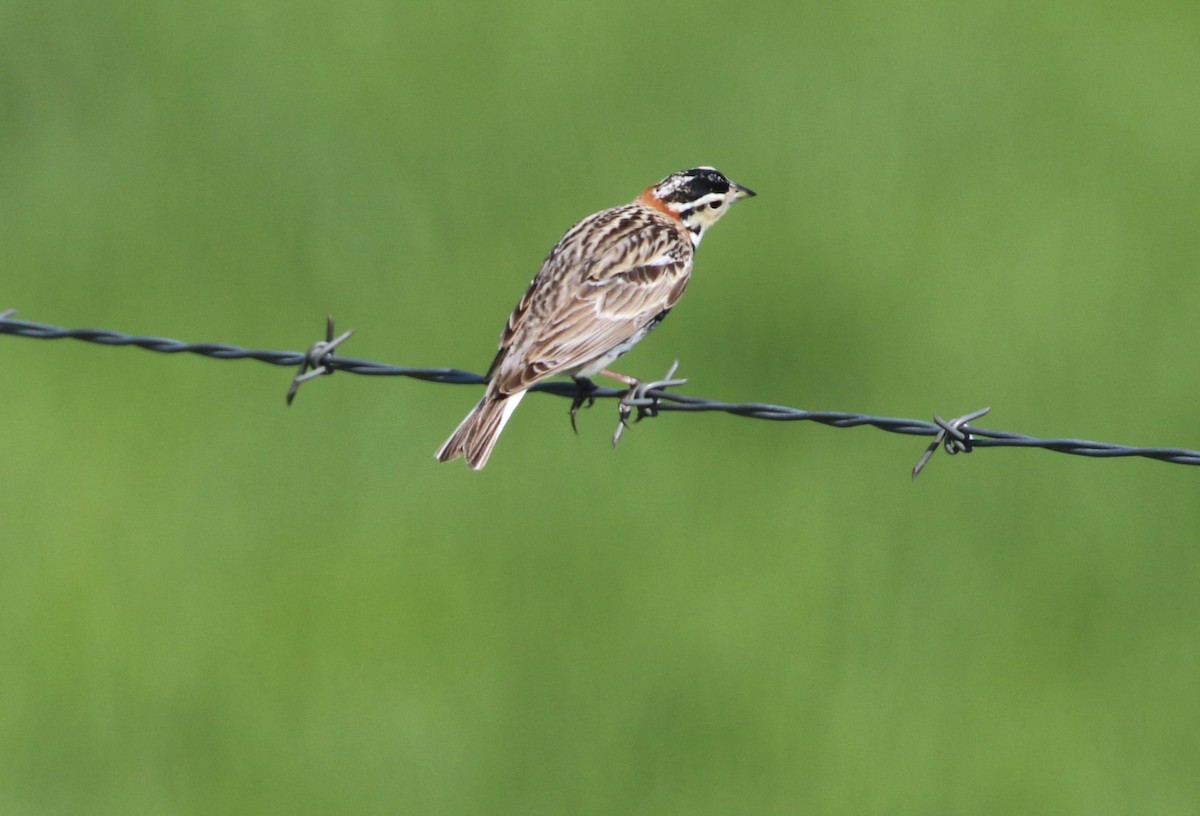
left=3, top=309, right=1198, bottom=476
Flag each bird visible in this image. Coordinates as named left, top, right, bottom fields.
left=435, top=166, right=755, bottom=469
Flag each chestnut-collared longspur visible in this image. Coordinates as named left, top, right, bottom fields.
left=436, top=166, right=755, bottom=469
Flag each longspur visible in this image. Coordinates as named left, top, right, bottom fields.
left=436, top=167, right=755, bottom=469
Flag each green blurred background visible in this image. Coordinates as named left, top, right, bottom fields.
left=3, top=1, right=1199, bottom=813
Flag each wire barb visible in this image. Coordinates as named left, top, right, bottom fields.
left=286, top=315, right=354, bottom=405
left=911, top=407, right=990, bottom=479
left=4, top=309, right=1199, bottom=474
left=612, top=361, right=687, bottom=448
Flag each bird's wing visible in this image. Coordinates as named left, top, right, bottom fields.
left=490, top=206, right=692, bottom=395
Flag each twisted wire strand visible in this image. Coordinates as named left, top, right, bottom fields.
left=3, top=310, right=1198, bottom=473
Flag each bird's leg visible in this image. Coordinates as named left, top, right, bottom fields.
left=596, top=368, right=642, bottom=436
left=597, top=369, right=640, bottom=387
left=569, top=376, right=598, bottom=434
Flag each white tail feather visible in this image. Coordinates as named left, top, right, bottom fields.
left=435, top=389, right=526, bottom=470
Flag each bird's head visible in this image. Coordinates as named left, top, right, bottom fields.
left=639, top=166, right=755, bottom=245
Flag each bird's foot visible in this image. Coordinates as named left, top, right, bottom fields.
left=569, top=376, right=598, bottom=434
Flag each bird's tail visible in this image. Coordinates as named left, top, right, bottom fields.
left=435, top=389, right=526, bottom=470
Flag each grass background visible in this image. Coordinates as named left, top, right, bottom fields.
left=3, top=1, right=1200, bottom=813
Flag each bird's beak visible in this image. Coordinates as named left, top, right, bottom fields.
left=732, top=182, right=756, bottom=200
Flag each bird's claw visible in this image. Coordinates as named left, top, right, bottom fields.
left=569, top=377, right=598, bottom=434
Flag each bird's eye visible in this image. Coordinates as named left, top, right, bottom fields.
left=708, top=200, right=722, bottom=210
